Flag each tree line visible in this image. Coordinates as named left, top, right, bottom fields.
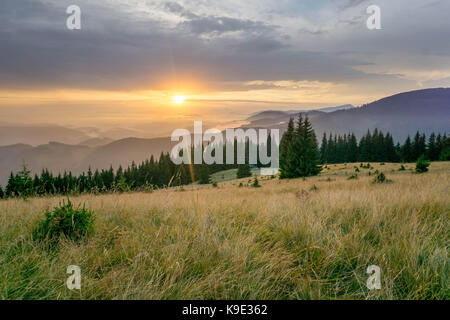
left=0, top=138, right=275, bottom=199
left=1, top=122, right=448, bottom=198
left=320, top=130, right=449, bottom=164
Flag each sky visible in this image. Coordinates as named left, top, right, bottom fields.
left=0, top=0, right=449, bottom=134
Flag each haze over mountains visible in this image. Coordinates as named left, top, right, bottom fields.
left=0, top=88, right=448, bottom=185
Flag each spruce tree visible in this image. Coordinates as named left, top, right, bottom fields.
left=320, top=132, right=328, bottom=164
left=281, top=114, right=322, bottom=178
left=348, top=133, right=358, bottom=162
left=402, top=136, right=413, bottom=162
left=412, top=131, right=422, bottom=160
left=301, top=116, right=322, bottom=176
left=427, top=133, right=438, bottom=161
left=15, top=165, right=34, bottom=198
left=198, top=165, right=211, bottom=184
left=237, top=164, right=252, bottom=179
left=279, top=117, right=296, bottom=178
left=439, top=136, right=450, bottom=161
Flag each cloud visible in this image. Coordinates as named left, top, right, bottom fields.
left=179, top=15, right=274, bottom=36
left=0, top=0, right=448, bottom=98
left=337, top=0, right=369, bottom=10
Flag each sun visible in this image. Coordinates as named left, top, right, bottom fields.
left=173, top=95, right=186, bottom=104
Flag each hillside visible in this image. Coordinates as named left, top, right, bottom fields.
left=246, top=88, right=450, bottom=142
left=0, top=137, right=175, bottom=186
left=1, top=162, right=448, bottom=299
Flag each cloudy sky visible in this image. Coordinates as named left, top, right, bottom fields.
left=0, top=0, right=449, bottom=132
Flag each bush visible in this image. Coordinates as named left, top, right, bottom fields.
left=32, top=199, right=94, bottom=244
left=399, top=165, right=406, bottom=171
left=373, top=172, right=392, bottom=184
left=212, top=181, right=218, bottom=188
left=373, top=172, right=386, bottom=183
left=252, top=177, right=261, bottom=188
left=348, top=174, right=358, bottom=180
left=415, top=155, right=430, bottom=173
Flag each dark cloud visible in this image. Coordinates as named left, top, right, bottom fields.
left=0, top=0, right=446, bottom=95
left=231, top=36, right=287, bottom=53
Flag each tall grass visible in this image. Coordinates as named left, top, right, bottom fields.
left=0, top=162, right=448, bottom=300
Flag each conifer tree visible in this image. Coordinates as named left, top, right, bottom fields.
left=427, top=133, right=438, bottom=161
left=279, top=117, right=296, bottom=178
left=348, top=133, right=358, bottom=162
left=402, top=136, right=413, bottom=162
left=320, top=132, right=328, bottom=164
left=280, top=115, right=321, bottom=178
left=237, top=164, right=252, bottom=179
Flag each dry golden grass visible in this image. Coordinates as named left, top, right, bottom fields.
left=1, top=162, right=449, bottom=300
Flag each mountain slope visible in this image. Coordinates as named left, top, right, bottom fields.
left=0, top=138, right=175, bottom=185
left=245, top=88, right=449, bottom=142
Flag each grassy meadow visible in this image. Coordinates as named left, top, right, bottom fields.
left=0, top=162, right=449, bottom=300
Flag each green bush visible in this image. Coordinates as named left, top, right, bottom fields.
left=252, top=177, right=261, bottom=188
left=373, top=172, right=392, bottom=184
left=415, top=155, right=430, bottom=173
left=373, top=172, right=386, bottom=183
left=32, top=199, right=94, bottom=244
left=399, top=165, right=406, bottom=171
left=347, top=174, right=358, bottom=180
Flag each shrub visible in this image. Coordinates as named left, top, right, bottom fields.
left=373, top=172, right=392, bottom=184
left=399, top=165, right=406, bottom=171
left=212, top=181, right=218, bottom=188
left=32, top=199, right=94, bottom=244
left=415, top=155, right=430, bottom=173
left=373, top=172, right=386, bottom=183
left=355, top=167, right=360, bottom=172
left=348, top=174, right=358, bottom=180
left=252, top=177, right=261, bottom=188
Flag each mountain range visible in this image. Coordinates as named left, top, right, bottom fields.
left=0, top=88, right=448, bottom=185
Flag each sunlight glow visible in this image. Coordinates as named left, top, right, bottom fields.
left=173, top=96, right=186, bottom=104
